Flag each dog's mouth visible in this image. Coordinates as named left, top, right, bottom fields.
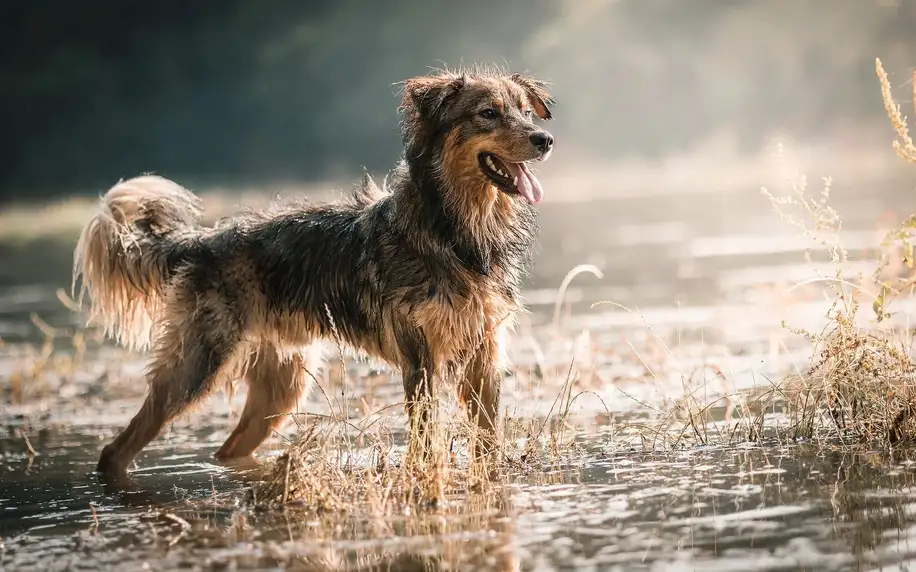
left=478, top=153, right=544, bottom=204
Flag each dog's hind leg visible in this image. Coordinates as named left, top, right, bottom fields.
left=96, top=296, right=244, bottom=477
left=215, top=345, right=317, bottom=460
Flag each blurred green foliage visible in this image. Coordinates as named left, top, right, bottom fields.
left=2, top=0, right=913, bottom=198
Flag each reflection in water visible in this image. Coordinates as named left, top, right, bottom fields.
left=0, top=420, right=524, bottom=570
left=4, top=420, right=916, bottom=570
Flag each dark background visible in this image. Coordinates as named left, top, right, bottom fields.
left=2, top=0, right=915, bottom=201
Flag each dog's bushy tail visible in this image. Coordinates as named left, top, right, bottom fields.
left=72, top=175, right=203, bottom=351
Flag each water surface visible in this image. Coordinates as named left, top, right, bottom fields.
left=3, top=183, right=916, bottom=570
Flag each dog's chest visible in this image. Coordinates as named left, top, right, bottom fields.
left=411, top=276, right=515, bottom=367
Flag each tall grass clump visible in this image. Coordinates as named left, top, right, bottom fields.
left=247, top=331, right=584, bottom=514
left=750, top=58, right=916, bottom=447
left=247, top=394, right=576, bottom=515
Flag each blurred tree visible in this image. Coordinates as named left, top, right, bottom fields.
left=0, top=0, right=912, bottom=199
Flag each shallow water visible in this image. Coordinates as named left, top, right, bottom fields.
left=6, top=424, right=916, bottom=571
left=3, top=183, right=916, bottom=570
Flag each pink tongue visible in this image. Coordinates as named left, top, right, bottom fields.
left=503, top=161, right=543, bottom=204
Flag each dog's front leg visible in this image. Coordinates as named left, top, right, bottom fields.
left=458, top=334, right=502, bottom=462
left=403, top=363, right=436, bottom=461
left=397, top=327, right=438, bottom=462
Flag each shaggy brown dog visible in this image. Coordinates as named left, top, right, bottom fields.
left=73, top=68, right=555, bottom=476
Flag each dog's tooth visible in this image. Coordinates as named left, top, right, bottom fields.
left=486, top=157, right=496, bottom=170
left=513, top=176, right=518, bottom=185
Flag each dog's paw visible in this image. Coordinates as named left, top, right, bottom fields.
left=95, top=444, right=129, bottom=478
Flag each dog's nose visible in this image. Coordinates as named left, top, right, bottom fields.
left=529, top=131, right=554, bottom=153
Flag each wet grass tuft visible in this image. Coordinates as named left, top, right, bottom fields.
left=639, top=58, right=916, bottom=450
left=246, top=362, right=585, bottom=515
left=760, top=58, right=916, bottom=447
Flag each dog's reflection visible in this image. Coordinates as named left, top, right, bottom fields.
left=95, top=455, right=520, bottom=572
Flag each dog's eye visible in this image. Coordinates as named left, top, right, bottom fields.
left=524, top=108, right=533, bottom=118
left=479, top=109, right=499, bottom=120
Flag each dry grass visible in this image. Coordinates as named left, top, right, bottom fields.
left=247, top=409, right=553, bottom=514
left=246, top=337, right=586, bottom=515
left=759, top=58, right=916, bottom=447
left=634, top=58, right=916, bottom=450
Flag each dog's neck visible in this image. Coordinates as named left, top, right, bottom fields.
left=389, top=150, right=537, bottom=280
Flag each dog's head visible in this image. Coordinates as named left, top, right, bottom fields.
left=400, top=69, right=555, bottom=205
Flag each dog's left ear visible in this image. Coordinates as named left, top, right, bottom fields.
left=402, top=73, right=466, bottom=120
left=510, top=73, right=555, bottom=120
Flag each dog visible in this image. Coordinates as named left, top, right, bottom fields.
left=72, top=67, right=555, bottom=476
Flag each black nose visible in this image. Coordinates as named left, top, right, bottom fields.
left=529, top=131, right=554, bottom=153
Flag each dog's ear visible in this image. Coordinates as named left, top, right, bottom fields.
left=510, top=73, right=555, bottom=120
left=402, top=73, right=466, bottom=120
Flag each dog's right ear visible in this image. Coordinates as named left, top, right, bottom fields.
left=510, top=73, right=555, bottom=120
left=401, top=73, right=466, bottom=120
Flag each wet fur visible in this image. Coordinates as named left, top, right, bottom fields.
left=73, top=68, right=555, bottom=475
